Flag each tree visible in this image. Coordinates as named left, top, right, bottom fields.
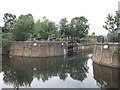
left=114, top=11, right=120, bottom=32
left=70, top=16, right=90, bottom=38
left=33, top=19, right=41, bottom=38
left=103, top=12, right=120, bottom=33
left=12, top=14, right=34, bottom=41
left=33, top=17, right=58, bottom=39
left=2, top=33, right=13, bottom=53
left=3, top=13, right=16, bottom=32
left=2, top=13, right=16, bottom=54
left=48, top=21, right=59, bottom=38
left=33, top=17, right=49, bottom=39
left=59, top=18, right=68, bottom=35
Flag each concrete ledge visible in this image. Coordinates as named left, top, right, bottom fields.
left=94, top=43, right=120, bottom=46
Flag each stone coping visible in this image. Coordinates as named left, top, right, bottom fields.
left=94, top=43, right=120, bottom=46
left=9, top=41, right=67, bottom=44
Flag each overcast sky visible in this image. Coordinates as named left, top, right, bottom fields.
left=0, top=0, right=119, bottom=35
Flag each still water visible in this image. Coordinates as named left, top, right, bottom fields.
left=0, top=52, right=119, bottom=88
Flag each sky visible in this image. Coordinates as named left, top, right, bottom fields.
left=0, top=0, right=120, bottom=35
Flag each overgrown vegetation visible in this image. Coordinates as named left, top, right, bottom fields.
left=1, top=13, right=92, bottom=54
left=103, top=11, right=120, bottom=42
left=103, top=12, right=120, bottom=33
left=76, top=35, right=96, bottom=43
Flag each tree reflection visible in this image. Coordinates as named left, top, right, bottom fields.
left=2, top=53, right=89, bottom=88
left=66, top=53, right=89, bottom=81
left=2, top=56, right=33, bottom=88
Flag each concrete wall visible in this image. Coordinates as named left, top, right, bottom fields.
left=9, top=41, right=68, bottom=57
left=93, top=43, right=120, bottom=68
left=9, top=41, right=94, bottom=57
left=75, top=43, right=94, bottom=52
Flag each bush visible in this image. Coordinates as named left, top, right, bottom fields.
left=2, top=33, right=13, bottom=54
left=56, top=38, right=64, bottom=42
left=76, top=38, right=81, bottom=43
left=76, top=35, right=97, bottom=43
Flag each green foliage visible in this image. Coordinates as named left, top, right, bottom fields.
left=76, top=37, right=89, bottom=43
left=12, top=14, right=34, bottom=41
left=59, top=18, right=68, bottom=35
left=2, top=33, right=13, bottom=54
left=33, top=19, right=41, bottom=37
left=33, top=17, right=58, bottom=39
left=49, top=30, right=60, bottom=38
left=103, top=11, right=120, bottom=42
left=103, top=11, right=120, bottom=33
left=2, top=13, right=17, bottom=54
left=59, top=16, right=90, bottom=37
left=56, top=38, right=65, bottom=42
left=2, top=13, right=34, bottom=53
left=76, top=35, right=96, bottom=43
left=3, top=13, right=16, bottom=32
left=70, top=16, right=89, bottom=37
left=48, top=21, right=58, bottom=38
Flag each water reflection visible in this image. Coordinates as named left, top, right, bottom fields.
left=2, top=53, right=89, bottom=88
left=93, top=63, right=120, bottom=88
left=0, top=55, right=2, bottom=73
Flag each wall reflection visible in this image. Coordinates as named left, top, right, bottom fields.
left=93, top=63, right=120, bottom=88
left=2, top=53, right=89, bottom=88
left=0, top=55, right=2, bottom=73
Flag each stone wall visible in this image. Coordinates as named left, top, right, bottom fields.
left=9, top=41, right=94, bottom=57
left=93, top=43, right=120, bottom=68
left=75, top=43, right=94, bottom=52
left=9, top=41, right=68, bottom=57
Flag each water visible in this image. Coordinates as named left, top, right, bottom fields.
left=0, top=52, right=119, bottom=89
